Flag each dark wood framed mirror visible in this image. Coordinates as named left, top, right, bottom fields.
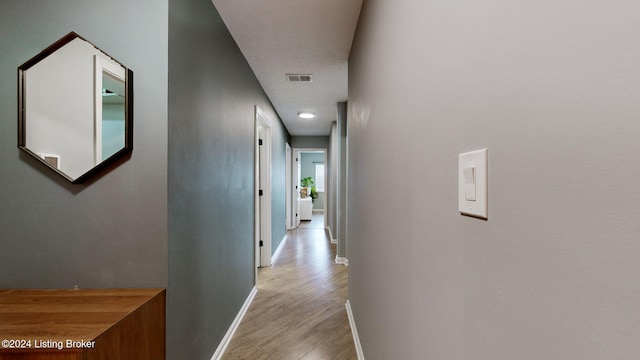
left=18, top=32, right=133, bottom=183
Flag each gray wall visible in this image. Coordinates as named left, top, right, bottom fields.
left=168, top=0, right=289, bottom=358
left=270, top=123, right=290, bottom=255
left=1, top=2, right=291, bottom=359
left=291, top=135, right=329, bottom=148
left=348, top=1, right=640, bottom=359
left=300, top=152, right=325, bottom=210
left=0, top=1, right=168, bottom=289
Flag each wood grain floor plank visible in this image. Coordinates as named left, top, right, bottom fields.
left=222, top=221, right=355, bottom=360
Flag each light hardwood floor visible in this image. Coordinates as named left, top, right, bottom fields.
left=298, top=213, right=326, bottom=229
left=222, top=217, right=356, bottom=360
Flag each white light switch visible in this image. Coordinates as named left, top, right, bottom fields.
left=459, top=149, right=487, bottom=219
left=463, top=167, right=476, bottom=201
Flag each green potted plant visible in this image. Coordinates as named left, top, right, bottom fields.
left=300, top=177, right=313, bottom=198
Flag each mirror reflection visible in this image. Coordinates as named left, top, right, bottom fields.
left=18, top=32, right=132, bottom=183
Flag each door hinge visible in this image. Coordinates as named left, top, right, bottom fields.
left=259, top=240, right=264, bottom=247
left=259, top=139, right=263, bottom=146
left=259, top=189, right=263, bottom=196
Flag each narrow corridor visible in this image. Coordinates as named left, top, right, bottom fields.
left=222, top=215, right=355, bottom=360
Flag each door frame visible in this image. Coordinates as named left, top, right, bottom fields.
left=286, top=143, right=293, bottom=230
left=254, top=106, right=272, bottom=270
left=292, top=148, right=328, bottom=227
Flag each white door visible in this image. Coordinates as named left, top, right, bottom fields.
left=258, top=127, right=265, bottom=263
left=286, top=143, right=292, bottom=230
left=295, top=152, right=301, bottom=228
left=254, top=106, right=272, bottom=269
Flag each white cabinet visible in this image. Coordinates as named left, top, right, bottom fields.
left=299, top=197, right=313, bottom=221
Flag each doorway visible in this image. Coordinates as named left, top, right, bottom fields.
left=286, top=143, right=293, bottom=230
left=292, top=148, right=328, bottom=230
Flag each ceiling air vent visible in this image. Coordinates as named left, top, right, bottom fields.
left=286, top=74, right=313, bottom=82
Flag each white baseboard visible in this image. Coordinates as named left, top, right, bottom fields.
left=325, top=226, right=337, bottom=244
left=346, top=300, right=365, bottom=360
left=210, top=286, right=257, bottom=360
left=271, top=234, right=288, bottom=265
left=335, top=255, right=349, bottom=266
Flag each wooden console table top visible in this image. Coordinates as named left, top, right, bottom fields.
left=0, top=288, right=165, bottom=359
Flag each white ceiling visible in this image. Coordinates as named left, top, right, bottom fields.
left=212, top=0, right=363, bottom=136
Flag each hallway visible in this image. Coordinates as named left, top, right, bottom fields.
left=222, top=216, right=356, bottom=360
left=298, top=213, right=327, bottom=230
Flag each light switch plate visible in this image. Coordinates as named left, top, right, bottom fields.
left=459, top=148, right=488, bottom=219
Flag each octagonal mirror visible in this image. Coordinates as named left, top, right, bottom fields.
left=18, top=32, right=133, bottom=183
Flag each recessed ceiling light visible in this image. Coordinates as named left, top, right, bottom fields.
left=298, top=112, right=316, bottom=119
